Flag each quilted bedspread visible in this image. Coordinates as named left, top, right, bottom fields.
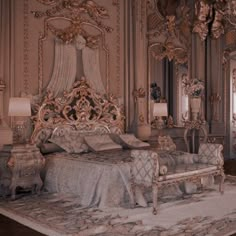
left=43, top=150, right=134, bottom=209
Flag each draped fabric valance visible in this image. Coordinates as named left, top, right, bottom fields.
left=46, top=35, right=105, bottom=97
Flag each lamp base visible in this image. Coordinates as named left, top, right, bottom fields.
left=151, top=117, right=166, bottom=129
left=13, top=121, right=28, bottom=144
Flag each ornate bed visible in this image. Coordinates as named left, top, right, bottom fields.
left=30, top=78, right=224, bottom=212
left=30, top=78, right=150, bottom=209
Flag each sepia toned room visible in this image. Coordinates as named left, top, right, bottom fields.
left=1, top=0, right=236, bottom=235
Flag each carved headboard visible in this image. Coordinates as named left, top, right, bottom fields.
left=31, top=78, right=125, bottom=144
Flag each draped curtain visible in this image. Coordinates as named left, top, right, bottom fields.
left=46, top=35, right=105, bottom=97
left=46, top=39, right=77, bottom=97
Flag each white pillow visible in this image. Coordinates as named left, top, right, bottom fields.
left=111, top=134, right=150, bottom=149
left=49, top=127, right=89, bottom=153
left=34, top=128, right=53, bottom=147
left=84, top=134, right=122, bottom=152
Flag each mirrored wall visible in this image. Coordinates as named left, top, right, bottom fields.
left=147, top=0, right=192, bottom=128
left=148, top=47, right=189, bottom=127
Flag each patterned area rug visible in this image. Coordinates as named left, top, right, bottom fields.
left=1, top=176, right=236, bottom=236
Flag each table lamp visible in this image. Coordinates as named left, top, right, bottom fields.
left=152, top=102, right=168, bottom=130
left=8, top=97, right=31, bottom=144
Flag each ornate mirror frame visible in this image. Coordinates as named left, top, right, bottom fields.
left=147, top=0, right=192, bottom=127
left=223, top=37, right=236, bottom=159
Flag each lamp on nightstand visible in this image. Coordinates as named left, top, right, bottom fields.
left=8, top=97, right=31, bottom=144
left=151, top=102, right=168, bottom=130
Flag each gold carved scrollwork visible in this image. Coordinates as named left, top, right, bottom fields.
left=139, top=114, right=145, bottom=123
left=151, top=41, right=188, bottom=64
left=36, top=0, right=58, bottom=5
left=132, top=88, right=146, bottom=103
left=32, top=0, right=113, bottom=95
left=147, top=0, right=191, bottom=64
left=47, top=22, right=102, bottom=46
left=31, top=78, right=125, bottom=142
left=32, top=0, right=113, bottom=42
left=33, top=0, right=110, bottom=21
left=192, top=0, right=236, bottom=40
left=225, top=0, right=236, bottom=27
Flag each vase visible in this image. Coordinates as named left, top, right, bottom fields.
left=190, top=97, right=201, bottom=120
left=136, top=123, right=151, bottom=141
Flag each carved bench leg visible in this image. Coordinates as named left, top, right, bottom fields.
left=152, top=184, right=158, bottom=215
left=130, top=182, right=136, bottom=209
left=219, top=171, right=225, bottom=194
left=199, top=178, right=204, bottom=192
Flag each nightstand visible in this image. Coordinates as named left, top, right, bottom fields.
left=1, top=144, right=45, bottom=199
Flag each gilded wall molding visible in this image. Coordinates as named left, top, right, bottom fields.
left=132, top=87, right=145, bottom=103
left=147, top=0, right=191, bottom=65
left=193, top=0, right=236, bottom=41
left=140, top=0, right=146, bottom=34
left=36, top=0, right=58, bottom=5
left=112, top=0, right=121, bottom=97
left=210, top=93, right=221, bottom=121
left=23, top=0, right=29, bottom=93
left=150, top=42, right=188, bottom=65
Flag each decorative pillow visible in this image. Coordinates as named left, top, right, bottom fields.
left=40, top=142, right=64, bottom=154
left=84, top=134, right=122, bottom=152
left=49, top=127, right=89, bottom=153
left=110, top=134, right=150, bottom=149
left=34, top=128, right=53, bottom=147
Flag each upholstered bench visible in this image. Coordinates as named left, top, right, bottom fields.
left=130, top=143, right=225, bottom=215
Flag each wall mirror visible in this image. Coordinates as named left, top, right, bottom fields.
left=148, top=45, right=189, bottom=127
left=224, top=48, right=236, bottom=159
left=147, top=0, right=192, bottom=128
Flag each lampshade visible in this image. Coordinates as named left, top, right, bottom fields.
left=8, top=97, right=31, bottom=117
left=153, top=103, right=168, bottom=117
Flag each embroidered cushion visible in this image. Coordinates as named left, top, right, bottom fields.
left=49, top=126, right=89, bottom=153
left=34, top=128, right=53, bottom=147
left=84, top=134, right=122, bottom=152
left=111, top=134, right=150, bottom=149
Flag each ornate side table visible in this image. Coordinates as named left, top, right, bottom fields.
left=7, top=144, right=45, bottom=199
left=0, top=145, right=12, bottom=196
left=183, top=119, right=208, bottom=153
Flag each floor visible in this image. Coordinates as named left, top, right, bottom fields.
left=0, top=159, right=236, bottom=236
left=0, top=213, right=45, bottom=236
